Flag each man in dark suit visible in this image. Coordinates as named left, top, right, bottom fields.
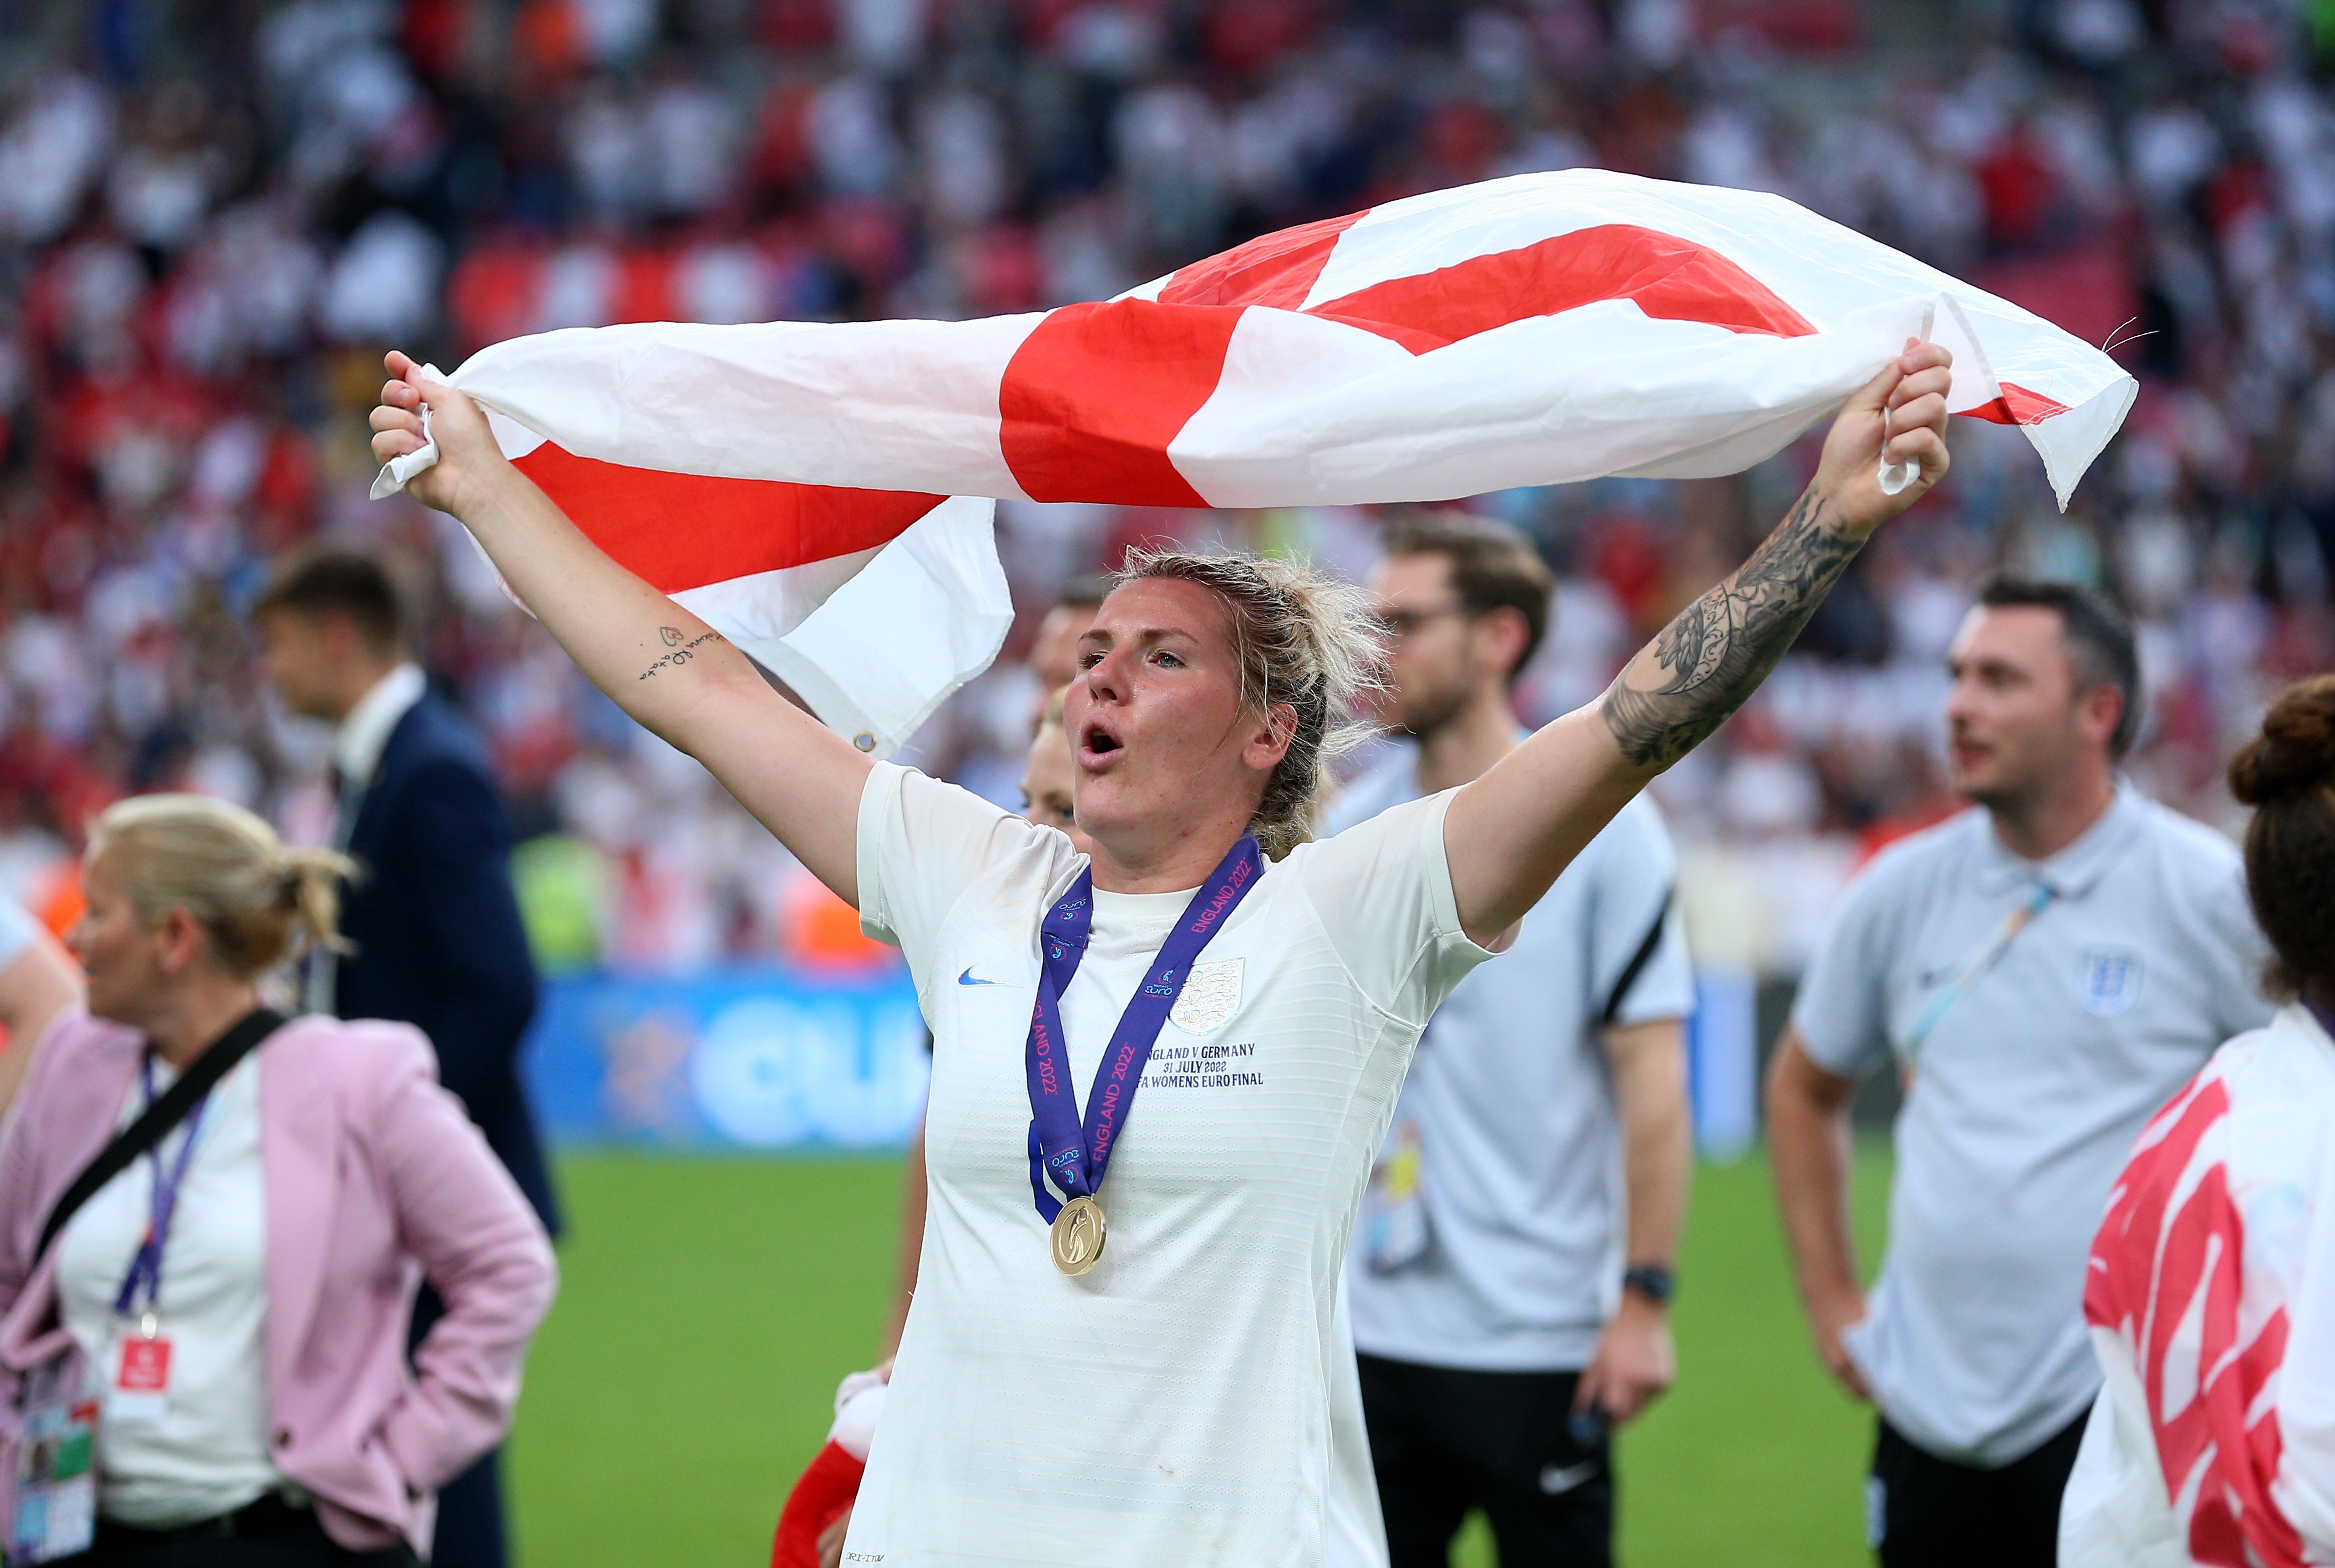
left=256, top=547, right=558, bottom=1568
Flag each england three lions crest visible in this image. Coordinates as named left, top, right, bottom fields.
left=1171, top=960, right=1245, bottom=1036
left=2079, top=947, right=2145, bottom=1017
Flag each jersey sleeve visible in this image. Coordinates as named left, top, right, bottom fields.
left=1587, top=803, right=1695, bottom=1028
left=856, top=763, right=1057, bottom=981
left=1790, top=856, right=1904, bottom=1082
left=1294, top=790, right=1496, bottom=1027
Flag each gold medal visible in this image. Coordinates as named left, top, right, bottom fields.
left=1049, top=1195, right=1107, bottom=1275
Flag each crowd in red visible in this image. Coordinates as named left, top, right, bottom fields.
left=0, top=0, right=2328, bottom=973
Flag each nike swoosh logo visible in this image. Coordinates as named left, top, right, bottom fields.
left=958, top=968, right=998, bottom=986
left=1538, top=1460, right=1601, bottom=1496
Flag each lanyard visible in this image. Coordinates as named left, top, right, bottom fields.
left=1903, top=880, right=2056, bottom=1058
left=111, top=1058, right=210, bottom=1324
left=1024, top=836, right=1263, bottom=1223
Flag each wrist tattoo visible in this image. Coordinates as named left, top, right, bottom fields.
left=639, top=628, right=726, bottom=680
left=1600, top=485, right=1862, bottom=770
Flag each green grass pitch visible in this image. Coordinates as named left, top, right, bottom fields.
left=508, top=1146, right=1894, bottom=1566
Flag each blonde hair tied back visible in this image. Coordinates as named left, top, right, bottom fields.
left=88, top=794, right=355, bottom=979
left=1115, top=547, right=1387, bottom=861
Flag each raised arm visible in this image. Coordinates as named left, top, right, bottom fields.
left=368, top=352, right=872, bottom=904
left=1443, top=342, right=1953, bottom=943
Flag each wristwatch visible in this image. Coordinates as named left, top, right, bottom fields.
left=1622, top=1263, right=1676, bottom=1305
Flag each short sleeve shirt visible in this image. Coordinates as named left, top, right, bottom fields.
left=1327, top=746, right=1695, bottom=1371
left=1792, top=785, right=2271, bottom=1465
left=846, top=762, right=1493, bottom=1568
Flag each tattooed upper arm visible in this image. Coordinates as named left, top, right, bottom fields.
left=1600, top=487, right=1863, bottom=770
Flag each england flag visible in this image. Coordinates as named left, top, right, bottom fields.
left=376, top=168, right=2136, bottom=754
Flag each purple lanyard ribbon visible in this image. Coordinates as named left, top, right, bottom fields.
left=112, top=1058, right=210, bottom=1320
left=1024, top=836, right=1263, bottom=1223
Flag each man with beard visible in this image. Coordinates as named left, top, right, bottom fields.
left=1767, top=576, right=2272, bottom=1568
left=1328, top=512, right=1694, bottom=1568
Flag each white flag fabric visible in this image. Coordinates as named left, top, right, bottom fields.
left=377, top=169, right=2135, bottom=754
left=2061, top=1005, right=2335, bottom=1568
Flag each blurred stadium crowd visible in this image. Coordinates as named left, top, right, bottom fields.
left=1, top=0, right=2330, bottom=981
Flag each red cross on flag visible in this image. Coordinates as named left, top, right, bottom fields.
left=377, top=169, right=2136, bottom=755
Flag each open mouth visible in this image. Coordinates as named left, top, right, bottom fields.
left=1081, top=721, right=1123, bottom=760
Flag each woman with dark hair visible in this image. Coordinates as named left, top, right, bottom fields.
left=368, top=335, right=1953, bottom=1567
left=2062, top=675, right=2335, bottom=1568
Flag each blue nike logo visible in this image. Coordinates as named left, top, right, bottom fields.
left=958, top=967, right=998, bottom=986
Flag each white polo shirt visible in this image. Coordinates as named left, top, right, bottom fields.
left=1793, top=784, right=2271, bottom=1466
left=844, top=762, right=1492, bottom=1568
left=1326, top=745, right=1695, bottom=1372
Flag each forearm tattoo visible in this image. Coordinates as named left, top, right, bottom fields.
left=638, top=626, right=726, bottom=680
left=1600, top=486, right=1864, bottom=770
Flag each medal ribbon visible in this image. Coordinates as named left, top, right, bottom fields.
left=1024, top=836, right=1264, bottom=1223
left=112, top=1058, right=210, bottom=1321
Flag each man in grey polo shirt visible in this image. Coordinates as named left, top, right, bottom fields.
left=1768, top=575, right=2270, bottom=1568
left=1334, top=513, right=1695, bottom=1568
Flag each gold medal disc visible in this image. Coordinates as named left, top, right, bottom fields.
left=1050, top=1195, right=1107, bottom=1275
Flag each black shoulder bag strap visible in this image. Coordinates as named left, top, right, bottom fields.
left=32, top=1007, right=290, bottom=1266
left=1601, top=890, right=1675, bottom=1027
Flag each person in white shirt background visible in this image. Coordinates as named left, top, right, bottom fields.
left=1767, top=576, right=2272, bottom=1568
left=366, top=338, right=1956, bottom=1567
left=1327, top=513, right=1692, bottom=1568
left=0, top=892, right=82, bottom=1115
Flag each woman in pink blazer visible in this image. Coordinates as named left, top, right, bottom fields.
left=0, top=794, right=556, bottom=1565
